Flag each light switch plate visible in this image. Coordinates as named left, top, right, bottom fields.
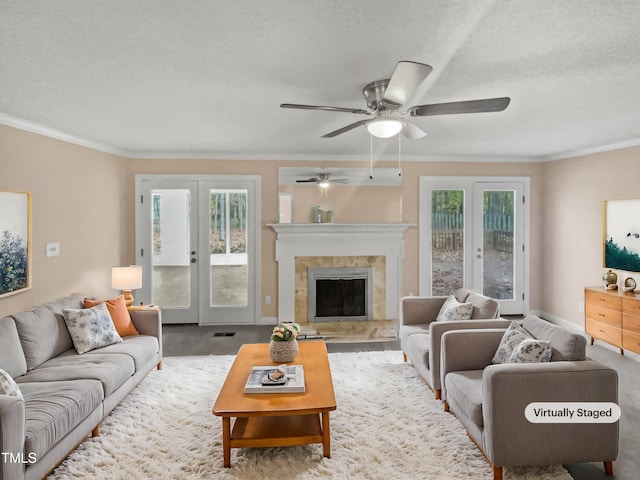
left=46, top=242, right=60, bottom=257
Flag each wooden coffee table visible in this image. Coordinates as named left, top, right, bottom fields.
left=212, top=340, right=336, bottom=467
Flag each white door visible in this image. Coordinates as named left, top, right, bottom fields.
left=135, top=175, right=261, bottom=325
left=198, top=180, right=257, bottom=325
left=137, top=180, right=198, bottom=324
left=419, top=177, right=529, bottom=314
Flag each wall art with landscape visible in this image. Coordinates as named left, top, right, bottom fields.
left=0, top=191, right=31, bottom=297
left=604, top=199, right=640, bottom=273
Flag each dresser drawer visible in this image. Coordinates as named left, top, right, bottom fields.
left=623, top=329, right=640, bottom=354
left=622, top=297, right=640, bottom=316
left=585, top=303, right=622, bottom=328
left=586, top=318, right=622, bottom=346
left=586, top=290, right=622, bottom=311
left=623, top=313, right=640, bottom=334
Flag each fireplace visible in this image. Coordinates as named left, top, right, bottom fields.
left=268, top=223, right=413, bottom=324
left=308, top=267, right=374, bottom=322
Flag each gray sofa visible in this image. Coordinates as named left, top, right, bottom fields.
left=441, top=315, right=618, bottom=480
left=0, top=295, right=162, bottom=480
left=399, top=288, right=510, bottom=399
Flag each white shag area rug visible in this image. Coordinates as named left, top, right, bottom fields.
left=48, top=351, right=572, bottom=480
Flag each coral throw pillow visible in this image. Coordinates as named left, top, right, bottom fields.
left=84, top=295, right=139, bottom=337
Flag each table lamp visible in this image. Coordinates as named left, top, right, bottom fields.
left=112, top=265, right=142, bottom=306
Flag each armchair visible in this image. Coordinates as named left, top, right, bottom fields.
left=440, top=316, right=618, bottom=480
left=399, top=289, right=509, bottom=399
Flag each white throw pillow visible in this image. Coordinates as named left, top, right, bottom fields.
left=510, top=339, right=552, bottom=363
left=0, top=368, right=23, bottom=400
left=492, top=321, right=532, bottom=364
left=63, top=302, right=123, bottom=354
left=436, top=295, right=474, bottom=322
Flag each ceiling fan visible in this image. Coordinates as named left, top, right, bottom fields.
left=281, top=61, right=510, bottom=139
left=296, top=172, right=348, bottom=188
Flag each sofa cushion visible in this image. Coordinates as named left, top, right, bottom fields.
left=509, top=339, right=552, bottom=363
left=19, top=379, right=103, bottom=460
left=444, top=370, right=484, bottom=427
left=84, top=335, right=159, bottom=371
left=466, top=292, right=500, bottom=319
left=492, top=321, right=532, bottom=364
left=0, top=367, right=23, bottom=399
left=455, top=288, right=474, bottom=303
left=84, top=295, right=140, bottom=337
left=0, top=316, right=27, bottom=377
left=16, top=351, right=135, bottom=397
left=399, top=324, right=430, bottom=346
left=522, top=315, right=586, bottom=361
left=12, top=298, right=79, bottom=370
left=405, top=333, right=431, bottom=370
left=63, top=303, right=123, bottom=354
left=436, top=295, right=473, bottom=322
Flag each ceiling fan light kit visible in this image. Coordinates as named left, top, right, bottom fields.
left=366, top=118, right=403, bottom=138
left=281, top=60, right=510, bottom=140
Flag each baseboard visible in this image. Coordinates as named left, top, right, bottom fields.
left=258, top=317, right=278, bottom=326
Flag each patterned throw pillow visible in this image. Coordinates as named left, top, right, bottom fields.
left=509, top=339, right=552, bottom=363
left=0, top=368, right=23, bottom=400
left=84, top=296, right=139, bottom=337
left=436, top=295, right=474, bottom=322
left=63, top=302, right=123, bottom=354
left=491, top=321, right=532, bottom=364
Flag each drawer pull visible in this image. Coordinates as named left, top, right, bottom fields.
left=598, top=329, right=605, bottom=333
left=599, top=313, right=605, bottom=317
left=599, top=298, right=605, bottom=302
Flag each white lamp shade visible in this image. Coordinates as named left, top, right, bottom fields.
left=366, top=118, right=403, bottom=138
left=111, top=265, right=142, bottom=290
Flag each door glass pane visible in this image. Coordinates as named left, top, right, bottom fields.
left=151, top=189, right=191, bottom=307
left=431, top=190, right=464, bottom=295
left=482, top=190, right=514, bottom=299
left=210, top=189, right=248, bottom=306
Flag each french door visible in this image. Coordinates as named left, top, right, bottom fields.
left=135, top=175, right=261, bottom=325
left=419, top=177, right=529, bottom=314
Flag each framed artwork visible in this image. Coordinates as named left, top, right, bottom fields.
left=604, top=199, right=640, bottom=273
left=0, top=191, right=32, bottom=297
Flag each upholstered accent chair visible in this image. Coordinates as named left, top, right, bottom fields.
left=440, top=315, right=618, bottom=480
left=399, top=288, right=509, bottom=399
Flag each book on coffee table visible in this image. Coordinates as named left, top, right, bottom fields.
left=244, top=365, right=305, bottom=394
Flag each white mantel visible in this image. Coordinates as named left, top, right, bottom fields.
left=268, top=223, right=414, bottom=322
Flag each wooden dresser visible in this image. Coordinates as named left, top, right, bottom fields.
left=585, top=286, right=640, bottom=355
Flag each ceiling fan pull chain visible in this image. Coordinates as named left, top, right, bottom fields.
left=398, top=133, right=402, bottom=177
left=370, top=133, right=374, bottom=180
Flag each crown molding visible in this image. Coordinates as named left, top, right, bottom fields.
left=0, top=113, right=130, bottom=157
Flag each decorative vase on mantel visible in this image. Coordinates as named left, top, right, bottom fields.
left=269, top=322, right=301, bottom=363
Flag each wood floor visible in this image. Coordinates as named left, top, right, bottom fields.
left=162, top=324, right=639, bottom=480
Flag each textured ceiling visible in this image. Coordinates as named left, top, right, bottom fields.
left=2, top=0, right=640, bottom=162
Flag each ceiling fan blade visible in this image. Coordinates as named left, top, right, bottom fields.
left=382, top=61, right=433, bottom=107
left=409, top=97, right=511, bottom=117
left=296, top=178, right=320, bottom=183
left=322, top=119, right=370, bottom=138
left=280, top=103, right=369, bottom=115
left=401, top=120, right=428, bottom=140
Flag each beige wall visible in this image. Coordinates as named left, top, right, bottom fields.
left=0, top=125, right=130, bottom=317
left=2, top=121, right=635, bottom=330
left=125, top=158, right=543, bottom=319
left=539, top=145, right=640, bottom=327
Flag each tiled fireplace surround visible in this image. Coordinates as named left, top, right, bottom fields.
left=269, top=223, right=413, bottom=325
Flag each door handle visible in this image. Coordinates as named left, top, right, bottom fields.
left=191, top=258, right=196, bottom=263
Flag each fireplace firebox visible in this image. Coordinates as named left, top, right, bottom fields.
left=308, top=267, right=374, bottom=322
